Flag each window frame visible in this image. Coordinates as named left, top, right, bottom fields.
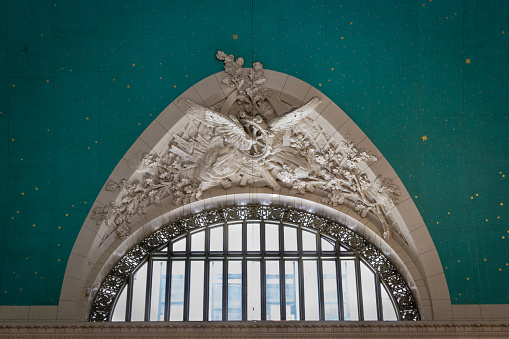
left=90, top=206, right=419, bottom=322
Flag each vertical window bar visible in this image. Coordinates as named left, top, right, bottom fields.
left=126, top=275, right=133, bottom=321
left=205, top=225, right=210, bottom=254
left=260, top=220, right=265, bottom=252
left=183, top=258, right=191, bottom=321
left=223, top=221, right=228, bottom=253
left=355, top=256, right=364, bottom=321
left=317, top=231, right=322, bottom=253
left=336, top=257, right=343, bottom=321
left=318, top=258, right=325, bottom=321
left=203, top=258, right=210, bottom=321
left=144, top=256, right=153, bottom=321
left=242, top=258, right=247, bottom=321
left=278, top=221, right=284, bottom=254
left=298, top=257, right=305, bottom=320
left=297, top=225, right=303, bottom=253
left=375, top=272, right=382, bottom=321
left=242, top=220, right=247, bottom=254
left=280, top=258, right=286, bottom=320
left=222, top=257, right=228, bottom=321
left=164, top=254, right=171, bottom=321
left=260, top=258, right=267, bottom=321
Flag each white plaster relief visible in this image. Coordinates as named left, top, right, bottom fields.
left=91, top=51, right=405, bottom=242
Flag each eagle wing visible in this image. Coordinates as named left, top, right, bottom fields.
left=267, top=97, right=322, bottom=134
left=177, top=98, right=255, bottom=151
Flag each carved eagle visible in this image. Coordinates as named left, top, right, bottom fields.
left=177, top=97, right=322, bottom=153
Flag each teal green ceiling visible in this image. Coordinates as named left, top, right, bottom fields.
left=0, top=0, right=507, bottom=306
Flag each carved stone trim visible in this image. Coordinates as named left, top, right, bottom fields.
left=2, top=322, right=509, bottom=339
left=89, top=206, right=419, bottom=322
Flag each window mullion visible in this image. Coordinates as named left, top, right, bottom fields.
left=126, top=274, right=134, bottom=321
left=261, top=259, right=267, bottom=321
left=183, top=257, right=191, bottom=321
left=280, top=257, right=286, bottom=321
left=336, top=256, right=344, bottom=321
left=144, top=256, right=153, bottom=321
left=203, top=258, right=210, bottom=321
left=222, top=257, right=228, bottom=321
left=164, top=255, right=171, bottom=321
left=298, top=257, right=305, bottom=320
left=318, top=258, right=325, bottom=321
left=355, top=257, right=364, bottom=321
left=242, top=221, right=247, bottom=321
left=260, top=221, right=267, bottom=321
left=375, top=273, right=383, bottom=321
left=242, top=258, right=247, bottom=321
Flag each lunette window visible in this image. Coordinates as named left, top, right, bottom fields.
left=110, top=220, right=399, bottom=321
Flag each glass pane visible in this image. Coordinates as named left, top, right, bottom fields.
left=228, top=261, right=242, bottom=320
left=284, top=260, right=300, bottom=320
left=247, top=223, right=260, bottom=251
left=265, top=223, right=279, bottom=251
left=161, top=246, right=168, bottom=252
left=381, top=284, right=397, bottom=321
left=131, top=262, right=148, bottom=321
left=340, top=245, right=349, bottom=252
left=265, top=260, right=280, bottom=320
left=302, top=230, right=316, bottom=251
left=341, top=260, right=359, bottom=320
left=209, top=261, right=223, bottom=321
left=321, top=237, right=335, bottom=251
left=322, top=260, right=339, bottom=320
left=189, top=261, right=204, bottom=321
left=191, top=230, right=205, bottom=251
left=172, top=237, right=186, bottom=252
left=228, top=223, right=242, bottom=251
left=247, top=261, right=261, bottom=320
left=111, top=285, right=127, bottom=321
left=169, top=261, right=185, bottom=321
left=150, top=261, right=167, bottom=321
left=303, top=260, right=319, bottom=320
left=210, top=226, right=223, bottom=251
left=283, top=226, right=297, bottom=251
left=361, top=262, right=378, bottom=320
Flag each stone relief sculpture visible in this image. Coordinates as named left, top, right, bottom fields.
left=92, top=51, right=403, bottom=241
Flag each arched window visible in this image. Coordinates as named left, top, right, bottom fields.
left=90, top=206, right=419, bottom=322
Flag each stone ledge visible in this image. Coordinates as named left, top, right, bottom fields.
left=0, top=321, right=508, bottom=338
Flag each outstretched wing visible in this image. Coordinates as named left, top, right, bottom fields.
left=177, top=98, right=255, bottom=151
left=267, top=97, right=322, bottom=134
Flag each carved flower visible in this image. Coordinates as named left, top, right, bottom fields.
left=252, top=62, right=263, bottom=71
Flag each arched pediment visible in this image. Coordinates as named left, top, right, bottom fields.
left=60, top=52, right=450, bottom=321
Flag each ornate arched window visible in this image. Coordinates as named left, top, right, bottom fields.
left=90, top=206, right=419, bottom=322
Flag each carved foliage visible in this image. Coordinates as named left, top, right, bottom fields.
left=91, top=51, right=402, bottom=241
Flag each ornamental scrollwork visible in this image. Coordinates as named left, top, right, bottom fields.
left=92, top=51, right=403, bottom=241
left=89, top=206, right=419, bottom=322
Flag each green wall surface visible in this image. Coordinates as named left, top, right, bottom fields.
left=0, top=0, right=507, bottom=306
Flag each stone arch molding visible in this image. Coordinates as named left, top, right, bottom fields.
left=60, top=52, right=451, bottom=322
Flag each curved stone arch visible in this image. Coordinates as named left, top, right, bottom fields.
left=58, top=69, right=451, bottom=321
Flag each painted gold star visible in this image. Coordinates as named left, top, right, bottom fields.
left=421, top=135, right=427, bottom=141
left=466, top=59, right=471, bottom=64
left=126, top=84, right=130, bottom=89
left=233, top=34, right=238, bottom=40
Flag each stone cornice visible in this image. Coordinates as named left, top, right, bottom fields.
left=1, top=321, right=508, bottom=338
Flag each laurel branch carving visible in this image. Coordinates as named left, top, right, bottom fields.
left=92, top=51, right=403, bottom=241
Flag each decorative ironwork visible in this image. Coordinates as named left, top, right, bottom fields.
left=90, top=206, right=419, bottom=322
